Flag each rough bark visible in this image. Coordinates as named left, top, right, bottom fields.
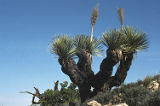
left=20, top=87, right=42, bottom=104
left=58, top=58, right=85, bottom=86
left=101, top=52, right=133, bottom=91
left=91, top=49, right=120, bottom=93
left=24, top=48, right=135, bottom=105
left=76, top=50, right=94, bottom=102
left=111, top=52, right=133, bottom=87
left=57, top=49, right=134, bottom=103
left=54, top=80, right=59, bottom=91
left=79, top=85, right=92, bottom=102
left=58, top=50, right=94, bottom=102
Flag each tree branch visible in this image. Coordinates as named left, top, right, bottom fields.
left=111, top=52, right=133, bottom=87
left=58, top=58, right=86, bottom=86
left=100, top=52, right=133, bottom=91
left=76, top=50, right=94, bottom=81
left=54, top=80, right=59, bottom=91
left=92, top=49, right=120, bottom=92
left=20, top=87, right=41, bottom=105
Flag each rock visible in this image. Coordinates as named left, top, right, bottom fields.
left=111, top=93, right=123, bottom=104
left=87, top=100, right=102, bottom=106
left=157, top=76, right=160, bottom=84
left=140, top=84, right=143, bottom=87
left=87, top=100, right=128, bottom=106
left=147, top=80, right=159, bottom=92
left=104, top=103, right=128, bottom=106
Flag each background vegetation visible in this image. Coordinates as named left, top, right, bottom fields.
left=30, top=74, right=160, bottom=106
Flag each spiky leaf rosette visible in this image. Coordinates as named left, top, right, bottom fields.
left=123, top=26, right=149, bottom=53
left=102, top=29, right=124, bottom=50
left=74, top=35, right=103, bottom=56
left=50, top=35, right=75, bottom=60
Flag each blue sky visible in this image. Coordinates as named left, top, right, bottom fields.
left=0, top=0, right=160, bottom=105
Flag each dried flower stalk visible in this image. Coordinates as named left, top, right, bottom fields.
left=117, top=8, right=124, bottom=32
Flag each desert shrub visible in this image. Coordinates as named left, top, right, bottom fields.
left=82, top=91, right=113, bottom=106
left=121, top=84, right=152, bottom=106
left=82, top=79, right=156, bottom=106
left=152, top=74, right=160, bottom=83
left=143, top=76, right=153, bottom=87
left=147, top=89, right=160, bottom=106
left=40, top=74, right=160, bottom=106
left=40, top=81, right=80, bottom=106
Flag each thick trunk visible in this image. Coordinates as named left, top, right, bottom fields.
left=59, top=58, right=85, bottom=86
left=111, top=53, right=133, bottom=87
left=92, top=49, right=120, bottom=93
left=76, top=51, right=94, bottom=102
left=79, top=85, right=92, bottom=103
left=101, top=52, right=133, bottom=91
left=59, top=51, right=94, bottom=102
left=58, top=49, right=134, bottom=103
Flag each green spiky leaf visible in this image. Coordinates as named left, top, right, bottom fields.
left=102, top=29, right=124, bottom=50
left=50, top=35, right=75, bottom=60
left=74, top=35, right=103, bottom=56
left=123, top=26, right=149, bottom=53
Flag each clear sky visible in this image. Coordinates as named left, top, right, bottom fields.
left=0, top=0, right=160, bottom=105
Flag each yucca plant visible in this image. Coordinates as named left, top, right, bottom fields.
left=123, top=26, right=149, bottom=53
left=102, top=27, right=149, bottom=54
left=26, top=7, right=150, bottom=105
left=101, top=29, right=124, bottom=61
left=102, top=30, right=124, bottom=50
left=74, top=35, right=102, bottom=56
left=50, top=35, right=75, bottom=60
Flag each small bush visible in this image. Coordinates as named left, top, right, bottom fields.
left=83, top=75, right=160, bottom=106
left=143, top=76, right=153, bottom=87
left=121, top=85, right=152, bottom=106
left=40, top=82, right=80, bottom=106
left=147, top=89, right=160, bottom=106
left=39, top=74, right=160, bottom=106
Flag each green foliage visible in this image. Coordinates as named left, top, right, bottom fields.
left=101, top=26, right=149, bottom=54
left=60, top=81, right=68, bottom=89
left=31, top=74, right=160, bottom=106
left=50, top=35, right=75, bottom=60
left=40, top=81, right=80, bottom=106
left=120, top=83, right=152, bottom=106
left=143, top=76, right=153, bottom=87
left=84, top=74, right=160, bottom=106
left=123, top=26, right=149, bottom=53
left=50, top=35, right=103, bottom=60
left=102, top=29, right=124, bottom=50
left=74, top=35, right=103, bottom=56
left=147, top=89, right=160, bottom=106
left=50, top=26, right=149, bottom=62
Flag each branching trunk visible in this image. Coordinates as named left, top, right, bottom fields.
left=111, top=52, right=133, bottom=87
left=92, top=49, right=120, bottom=93
left=24, top=49, right=134, bottom=104
left=58, top=50, right=94, bottom=102
left=58, top=58, right=85, bottom=86
left=101, top=52, right=133, bottom=91
left=54, top=80, right=59, bottom=91
left=20, top=87, right=42, bottom=104
left=58, top=49, right=134, bottom=102
left=76, top=51, right=94, bottom=102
